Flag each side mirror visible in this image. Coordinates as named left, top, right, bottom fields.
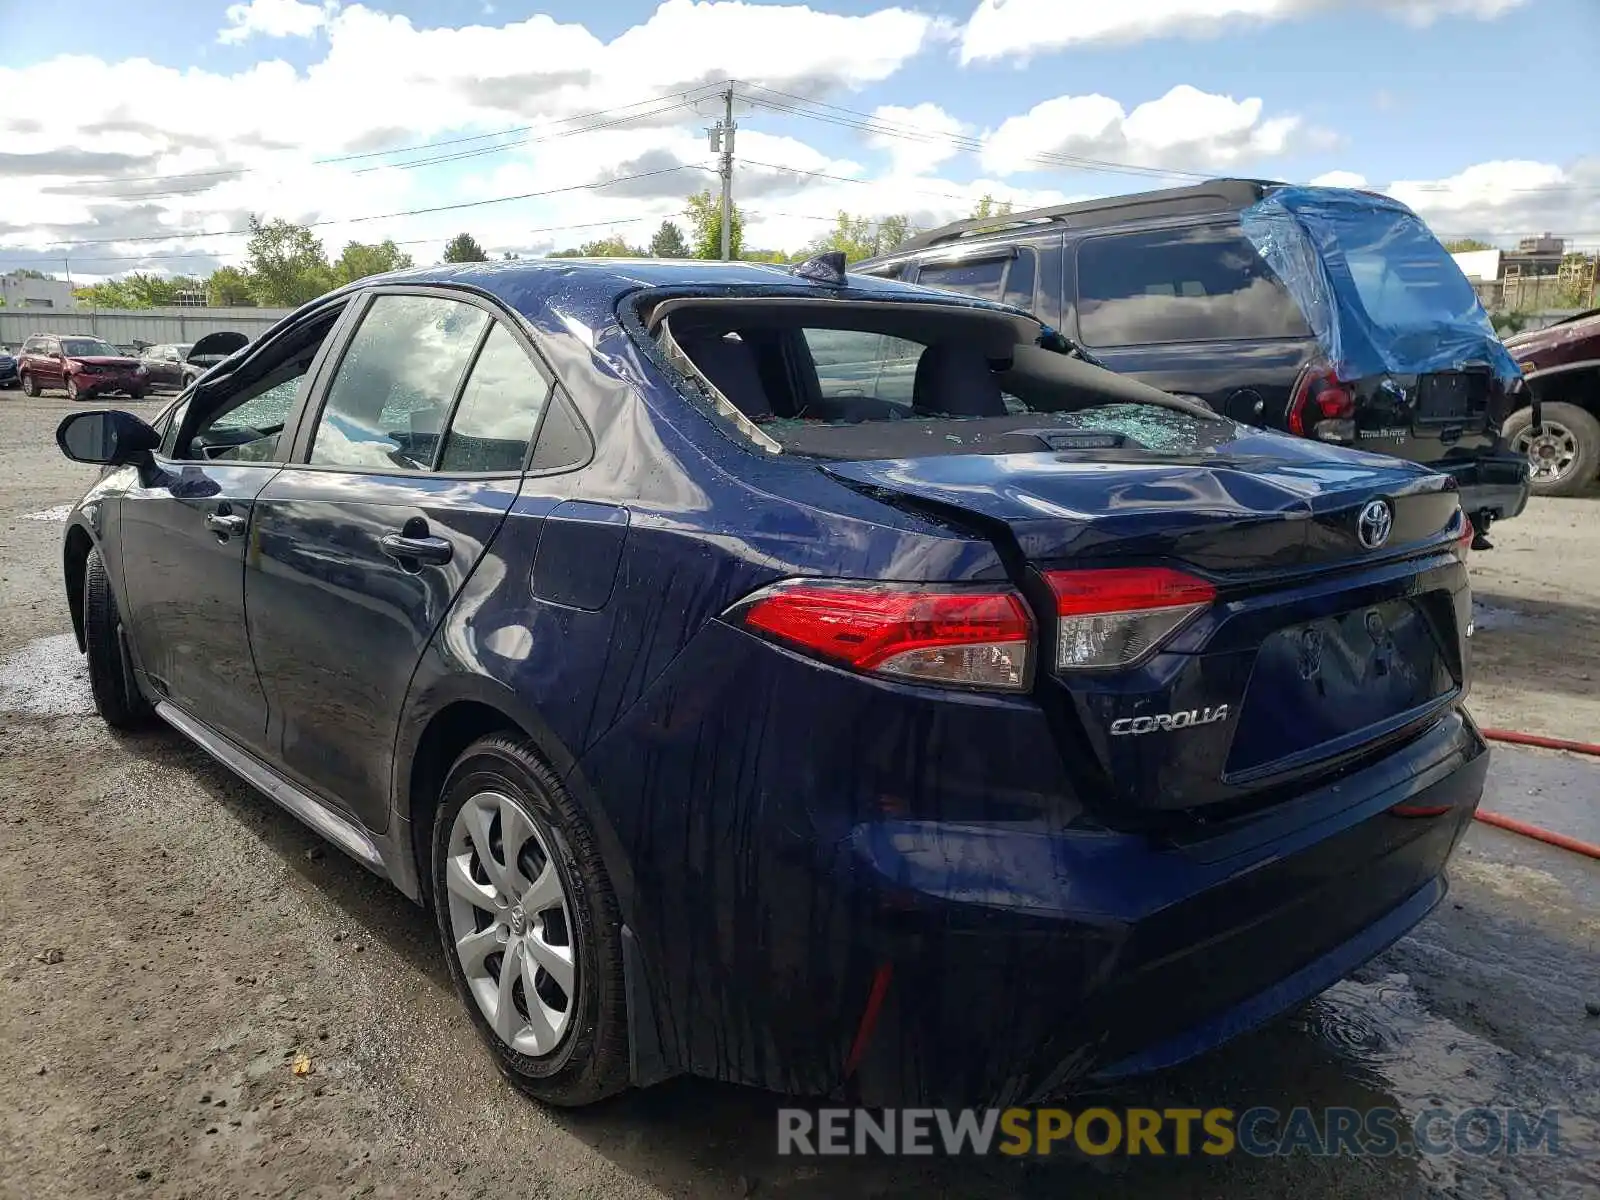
left=56, top=409, right=161, bottom=465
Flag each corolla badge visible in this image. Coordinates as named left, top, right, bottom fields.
left=1110, top=705, right=1231, bottom=736
left=1357, top=499, right=1393, bottom=550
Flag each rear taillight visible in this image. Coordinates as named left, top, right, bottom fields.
left=1288, top=363, right=1355, bottom=443
left=732, top=580, right=1034, bottom=692
left=1043, top=567, right=1216, bottom=671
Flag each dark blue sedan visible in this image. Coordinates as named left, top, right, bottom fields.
left=54, top=256, right=1486, bottom=1107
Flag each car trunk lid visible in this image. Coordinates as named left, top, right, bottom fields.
left=821, top=433, right=1469, bottom=815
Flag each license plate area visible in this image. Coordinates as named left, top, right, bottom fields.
left=1224, top=597, right=1457, bottom=780
left=1414, top=371, right=1488, bottom=423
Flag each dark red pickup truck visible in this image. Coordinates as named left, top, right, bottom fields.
left=1503, top=310, right=1600, bottom=495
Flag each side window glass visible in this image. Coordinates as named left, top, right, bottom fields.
left=437, top=324, right=552, bottom=473
left=527, top=390, right=592, bottom=472
left=1075, top=225, right=1311, bottom=347
left=186, top=373, right=305, bottom=463
left=1002, top=249, right=1038, bottom=311
left=916, top=257, right=1006, bottom=301
left=309, top=294, right=487, bottom=471
left=159, top=398, right=190, bottom=457
left=803, top=330, right=893, bottom=401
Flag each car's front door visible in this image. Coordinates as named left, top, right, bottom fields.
left=118, top=309, right=348, bottom=755
left=247, top=289, right=558, bottom=830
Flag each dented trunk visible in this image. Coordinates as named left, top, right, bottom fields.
left=823, top=425, right=1471, bottom=815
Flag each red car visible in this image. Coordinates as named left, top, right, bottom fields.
left=1502, top=309, right=1600, bottom=495
left=18, top=333, right=150, bottom=401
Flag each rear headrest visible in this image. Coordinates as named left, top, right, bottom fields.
left=913, top=341, right=1008, bottom=418
left=676, top=332, right=772, bottom=420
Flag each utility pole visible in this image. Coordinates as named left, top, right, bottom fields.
left=707, top=85, right=737, bottom=261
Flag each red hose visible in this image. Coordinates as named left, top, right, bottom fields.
left=1473, top=810, right=1600, bottom=860
left=1481, top=727, right=1600, bottom=757
left=1470, top=728, right=1600, bottom=858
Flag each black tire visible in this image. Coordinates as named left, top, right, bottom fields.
left=1506, top=402, right=1600, bottom=498
left=66, top=377, right=81, bottom=401
left=21, top=372, right=38, bottom=397
left=127, top=389, right=147, bottom=401
left=432, top=735, right=629, bottom=1107
left=82, top=547, right=155, bottom=730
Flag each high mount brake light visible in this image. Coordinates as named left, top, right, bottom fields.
left=1043, top=567, right=1216, bottom=671
left=731, top=580, right=1034, bottom=692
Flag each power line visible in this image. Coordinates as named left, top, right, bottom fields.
left=736, top=79, right=1600, bottom=197
left=27, top=164, right=712, bottom=249
left=52, top=83, right=727, bottom=199
left=737, top=157, right=972, bottom=202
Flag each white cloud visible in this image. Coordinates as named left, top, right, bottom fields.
left=219, top=0, right=334, bottom=45
left=981, top=85, right=1302, bottom=175
left=1311, top=159, right=1600, bottom=249
left=0, top=1, right=946, bottom=274
left=960, top=0, right=1530, bottom=63
left=867, top=104, right=968, bottom=175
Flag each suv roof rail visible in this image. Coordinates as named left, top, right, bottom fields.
left=890, top=178, right=1286, bottom=256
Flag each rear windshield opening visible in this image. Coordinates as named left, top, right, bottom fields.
left=651, top=298, right=1217, bottom=460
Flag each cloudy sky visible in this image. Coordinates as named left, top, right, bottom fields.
left=0, top=0, right=1595, bottom=281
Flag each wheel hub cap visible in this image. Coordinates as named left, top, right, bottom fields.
left=444, top=791, right=578, bottom=1056
left=1514, top=421, right=1577, bottom=482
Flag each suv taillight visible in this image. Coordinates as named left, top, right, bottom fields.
left=730, top=580, right=1034, bottom=692
left=1043, top=567, right=1216, bottom=670
left=1288, top=362, right=1355, bottom=443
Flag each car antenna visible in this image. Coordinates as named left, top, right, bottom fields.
left=792, top=251, right=848, bottom=287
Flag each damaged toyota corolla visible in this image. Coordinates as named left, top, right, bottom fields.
left=55, top=254, right=1486, bottom=1108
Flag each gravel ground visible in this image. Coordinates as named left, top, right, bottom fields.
left=1, top=391, right=1596, bottom=1199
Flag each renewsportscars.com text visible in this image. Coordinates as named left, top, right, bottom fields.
left=777, top=1106, right=1562, bottom=1158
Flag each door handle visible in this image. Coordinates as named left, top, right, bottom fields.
left=205, top=512, right=247, bottom=537
left=379, top=533, right=453, bottom=565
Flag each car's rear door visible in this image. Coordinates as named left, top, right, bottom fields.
left=1065, top=220, right=1317, bottom=424
left=246, top=287, right=558, bottom=831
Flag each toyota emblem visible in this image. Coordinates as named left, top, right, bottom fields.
left=1358, top=499, right=1393, bottom=550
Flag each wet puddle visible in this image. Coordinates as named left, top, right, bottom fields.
left=0, top=633, right=94, bottom=715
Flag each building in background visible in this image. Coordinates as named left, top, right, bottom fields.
left=1505, top=234, right=1566, bottom=279
left=0, top=271, right=75, bottom=311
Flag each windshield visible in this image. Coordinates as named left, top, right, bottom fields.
left=1335, top=211, right=1482, bottom=330
left=654, top=298, right=1209, bottom=460
left=61, top=338, right=118, bottom=357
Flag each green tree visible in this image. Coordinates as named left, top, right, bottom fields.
left=442, top=232, right=488, bottom=263
left=684, top=188, right=744, bottom=259
left=77, top=280, right=134, bottom=308
left=206, top=266, right=255, bottom=307
left=649, top=220, right=690, bottom=259
left=969, top=194, right=1015, bottom=233
left=806, top=211, right=920, bottom=263
left=244, top=216, right=333, bottom=307
left=331, top=239, right=415, bottom=286
left=1443, top=238, right=1493, bottom=253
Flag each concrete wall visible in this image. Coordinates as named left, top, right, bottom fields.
left=0, top=306, right=292, bottom=353
left=0, top=272, right=76, bottom=312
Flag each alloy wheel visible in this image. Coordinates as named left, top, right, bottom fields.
left=444, top=790, right=578, bottom=1056
left=1513, top=419, right=1578, bottom=484
left=66, top=378, right=80, bottom=401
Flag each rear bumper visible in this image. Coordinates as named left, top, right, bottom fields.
left=1445, top=452, right=1531, bottom=522
left=847, top=710, right=1486, bottom=1104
